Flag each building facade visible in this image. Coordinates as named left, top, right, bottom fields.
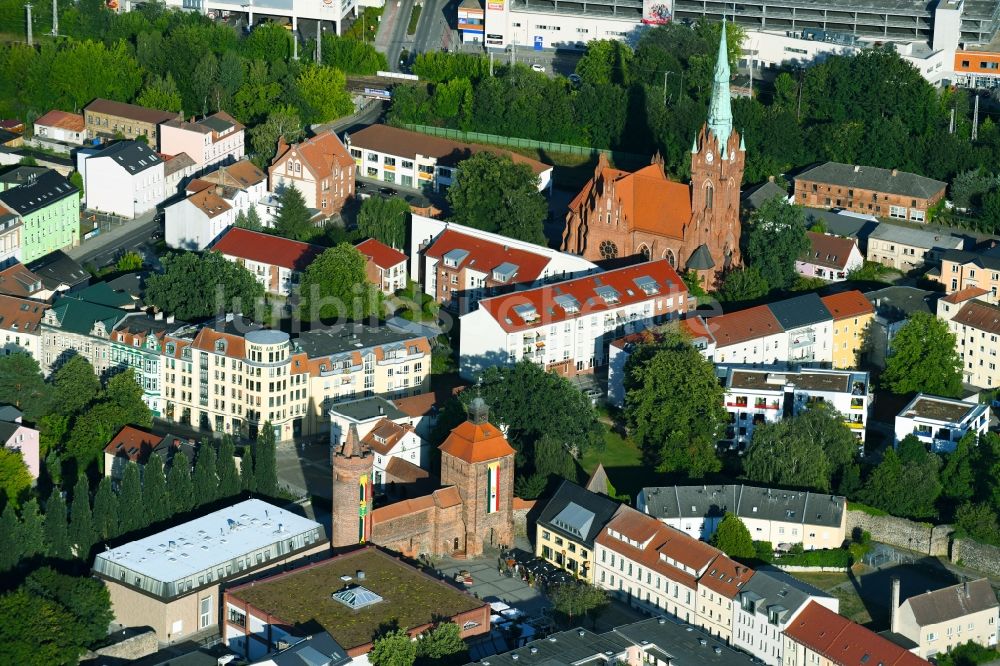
left=535, top=480, right=621, bottom=584
left=823, top=290, right=874, bottom=369
left=33, top=110, right=87, bottom=145
left=356, top=238, right=407, bottom=295
left=0, top=170, right=80, bottom=263
left=459, top=259, right=688, bottom=379
left=936, top=248, right=1000, bottom=298
left=39, top=296, right=128, bottom=374
left=458, top=0, right=485, bottom=42
left=0, top=292, right=46, bottom=359
left=794, top=162, right=947, bottom=222
left=269, top=131, right=354, bottom=219
left=212, top=227, right=323, bottom=297
left=562, top=24, right=743, bottom=285
left=891, top=577, right=999, bottom=659
left=83, top=98, right=180, bottom=142
left=894, top=394, right=989, bottom=453
left=0, top=408, right=39, bottom=479
left=159, top=111, right=245, bottom=169
left=867, top=224, right=963, bottom=272
left=82, top=141, right=165, bottom=219
left=109, top=312, right=182, bottom=417
left=796, top=231, right=863, bottom=282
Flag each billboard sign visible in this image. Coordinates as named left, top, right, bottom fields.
left=641, top=0, right=672, bottom=24
left=533, top=35, right=543, bottom=50
left=363, top=88, right=392, bottom=100
left=487, top=0, right=504, bottom=9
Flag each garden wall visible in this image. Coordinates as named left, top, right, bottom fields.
left=950, top=538, right=1000, bottom=575
left=846, top=508, right=952, bottom=556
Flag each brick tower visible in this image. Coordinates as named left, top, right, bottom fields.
left=439, top=398, right=516, bottom=557
left=331, top=424, right=374, bottom=550
left=688, top=20, right=745, bottom=284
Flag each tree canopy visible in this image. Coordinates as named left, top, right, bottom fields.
left=145, top=250, right=265, bottom=321
left=745, top=197, right=809, bottom=292
left=299, top=243, right=383, bottom=322
left=358, top=196, right=410, bottom=250
left=711, top=513, right=755, bottom=559
left=272, top=184, right=316, bottom=241
left=882, top=312, right=963, bottom=397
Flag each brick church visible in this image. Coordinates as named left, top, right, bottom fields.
left=331, top=398, right=516, bottom=558
left=561, top=23, right=744, bottom=286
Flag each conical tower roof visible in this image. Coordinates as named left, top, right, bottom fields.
left=706, top=20, right=734, bottom=149
left=340, top=423, right=365, bottom=458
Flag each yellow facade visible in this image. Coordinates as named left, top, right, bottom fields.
left=535, top=524, right=595, bottom=583
left=831, top=311, right=872, bottom=369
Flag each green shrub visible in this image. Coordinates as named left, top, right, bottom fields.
left=777, top=547, right=851, bottom=568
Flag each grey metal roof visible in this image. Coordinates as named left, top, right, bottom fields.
left=939, top=247, right=1000, bottom=272
left=199, top=114, right=237, bottom=134
left=795, top=162, right=946, bottom=200
left=687, top=244, right=716, bottom=270
left=471, top=627, right=631, bottom=666
left=767, top=292, right=831, bottom=330
left=329, top=396, right=405, bottom=423
left=94, top=140, right=163, bottom=174
left=0, top=404, right=23, bottom=422
left=0, top=420, right=19, bottom=443
left=270, top=632, right=351, bottom=666
left=493, top=261, right=519, bottom=279
left=742, top=179, right=787, bottom=210
left=27, top=250, right=90, bottom=290
left=868, top=223, right=963, bottom=251
left=536, top=480, right=620, bottom=549
left=641, top=484, right=845, bottom=529
left=903, top=578, right=999, bottom=627
left=804, top=209, right=879, bottom=247
left=737, top=567, right=833, bottom=623
left=0, top=169, right=78, bottom=216
left=613, top=616, right=756, bottom=665
left=865, top=286, right=937, bottom=320
left=297, top=325, right=425, bottom=358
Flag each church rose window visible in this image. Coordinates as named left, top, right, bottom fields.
left=600, top=241, right=618, bottom=259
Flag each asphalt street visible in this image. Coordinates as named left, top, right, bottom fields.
left=68, top=214, right=158, bottom=268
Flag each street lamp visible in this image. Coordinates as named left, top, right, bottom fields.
left=663, top=71, right=683, bottom=105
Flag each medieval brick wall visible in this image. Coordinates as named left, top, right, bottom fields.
left=846, top=509, right=952, bottom=557
left=440, top=453, right=515, bottom=557
left=371, top=503, right=466, bottom=558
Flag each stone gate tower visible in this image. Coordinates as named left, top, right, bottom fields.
left=331, top=424, right=374, bottom=550
left=438, top=398, right=516, bottom=557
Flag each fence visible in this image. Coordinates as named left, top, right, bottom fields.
left=401, top=123, right=645, bottom=165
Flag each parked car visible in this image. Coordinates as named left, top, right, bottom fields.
left=531, top=64, right=546, bottom=73
left=568, top=73, right=581, bottom=85
left=378, top=186, right=396, bottom=197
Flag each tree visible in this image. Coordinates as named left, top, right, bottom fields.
left=117, top=461, right=145, bottom=535
left=357, top=196, right=410, bottom=249
left=193, top=445, right=219, bottom=506
left=296, top=65, right=353, bottom=124
left=19, top=497, right=45, bottom=560
left=711, top=513, right=755, bottom=559
left=299, top=243, right=384, bottom=322
left=217, top=437, right=241, bottom=499
left=241, top=22, right=292, bottom=62
left=65, top=402, right=130, bottom=470
left=136, top=72, right=183, bottom=113
left=416, top=623, right=467, bottom=665
left=51, top=355, right=100, bottom=416
left=623, top=330, right=725, bottom=476
left=248, top=105, right=304, bottom=165
left=142, top=454, right=170, bottom=526
left=273, top=183, right=315, bottom=241
left=0, top=502, right=21, bottom=572
left=533, top=434, right=576, bottom=481
left=0, top=590, right=84, bottom=666
left=145, top=250, right=265, bottom=321
left=68, top=475, right=95, bottom=560
left=44, top=491, right=71, bottom=559
left=0, top=448, right=31, bottom=506
left=254, top=423, right=278, bottom=497
left=0, top=353, right=50, bottom=421
left=114, top=250, right=144, bottom=272
left=168, top=451, right=195, bottom=514
left=860, top=448, right=941, bottom=519
left=941, top=433, right=977, bottom=505
left=369, top=629, right=417, bottom=666
left=514, top=473, right=548, bottom=500
left=446, top=152, right=547, bottom=244
left=240, top=445, right=256, bottom=492
left=717, top=266, right=769, bottom=302
left=92, top=476, right=118, bottom=541
left=575, top=39, right=632, bottom=86
left=882, top=312, right=963, bottom=397
left=550, top=582, right=608, bottom=624
left=23, top=567, right=113, bottom=648
left=746, top=197, right=809, bottom=292
left=937, top=640, right=1000, bottom=666
left=320, top=34, right=389, bottom=75
left=954, top=502, right=1000, bottom=546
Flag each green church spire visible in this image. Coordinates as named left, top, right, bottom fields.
left=706, top=20, right=733, bottom=149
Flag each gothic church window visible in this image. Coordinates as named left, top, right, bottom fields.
left=600, top=241, right=618, bottom=259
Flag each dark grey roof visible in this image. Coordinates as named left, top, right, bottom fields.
left=94, top=140, right=162, bottom=174
left=328, top=396, right=406, bottom=422
left=804, top=209, right=879, bottom=246
left=737, top=567, right=833, bottom=623
left=0, top=166, right=47, bottom=187
left=469, top=627, right=630, bottom=666
left=103, top=271, right=148, bottom=299
left=584, top=463, right=609, bottom=495
left=0, top=169, right=78, bottom=216
left=537, top=481, right=620, bottom=549
left=612, top=617, right=752, bottom=665
left=641, top=484, right=845, bottom=529
left=866, top=286, right=937, bottom=321
left=868, top=223, right=963, bottom=250
left=742, top=180, right=787, bottom=210
left=0, top=420, right=20, bottom=443
left=26, top=251, right=89, bottom=290
left=0, top=404, right=22, bottom=422
left=795, top=162, right=946, bottom=199
left=198, top=115, right=236, bottom=134
left=297, top=325, right=426, bottom=358
left=939, top=247, right=1000, bottom=272
left=767, top=292, right=831, bottom=330
left=270, top=632, right=351, bottom=666
left=903, top=578, right=999, bottom=627
left=879, top=630, right=920, bottom=651
left=687, top=244, right=715, bottom=270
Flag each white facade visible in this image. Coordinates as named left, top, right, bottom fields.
left=83, top=153, right=165, bottom=219
left=163, top=0, right=356, bottom=34
left=894, top=393, right=989, bottom=453
left=370, top=426, right=428, bottom=488
left=34, top=122, right=86, bottom=146
left=165, top=180, right=269, bottom=251
left=483, top=0, right=641, bottom=50
left=712, top=330, right=788, bottom=366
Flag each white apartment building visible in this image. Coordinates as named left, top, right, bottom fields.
left=161, top=0, right=357, bottom=36
left=165, top=160, right=270, bottom=251
left=345, top=124, right=553, bottom=193
left=458, top=259, right=688, bottom=379
left=867, top=224, right=963, bottom=272
left=483, top=0, right=654, bottom=50
left=718, top=366, right=871, bottom=447
left=211, top=227, right=323, bottom=297
left=593, top=506, right=720, bottom=627
left=891, top=578, right=999, bottom=659
left=159, top=111, right=245, bottom=170
left=80, top=141, right=166, bottom=219
left=732, top=569, right=839, bottom=666
left=0, top=293, right=46, bottom=360
left=894, top=393, right=989, bottom=453
left=939, top=291, right=1000, bottom=389
left=411, top=215, right=597, bottom=313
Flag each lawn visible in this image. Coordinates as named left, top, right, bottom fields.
left=578, top=426, right=664, bottom=502
left=789, top=570, right=874, bottom=627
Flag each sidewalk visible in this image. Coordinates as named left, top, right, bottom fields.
left=68, top=210, right=157, bottom=264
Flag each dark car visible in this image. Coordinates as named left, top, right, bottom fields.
left=379, top=186, right=396, bottom=196
left=356, top=181, right=368, bottom=190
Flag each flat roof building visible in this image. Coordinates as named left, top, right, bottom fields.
left=92, top=499, right=327, bottom=642
left=894, top=393, right=989, bottom=453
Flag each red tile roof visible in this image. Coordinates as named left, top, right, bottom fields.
left=784, top=602, right=929, bottom=666
left=272, top=130, right=353, bottom=181
left=363, top=419, right=411, bottom=456
left=0, top=263, right=45, bottom=299
left=34, top=110, right=85, bottom=132
left=698, top=554, right=753, bottom=598
left=821, top=290, right=874, bottom=320
left=439, top=419, right=515, bottom=464
left=478, top=259, right=686, bottom=333
left=800, top=232, right=860, bottom=270
left=0, top=293, right=47, bottom=334
left=211, top=227, right=324, bottom=271
left=392, top=391, right=438, bottom=418
left=384, top=456, right=429, bottom=483
left=952, top=299, right=1000, bottom=336
left=681, top=316, right=716, bottom=344
left=941, top=286, right=989, bottom=304
left=103, top=425, right=159, bottom=461
left=424, top=228, right=551, bottom=283
left=706, top=305, right=783, bottom=348
left=356, top=238, right=407, bottom=270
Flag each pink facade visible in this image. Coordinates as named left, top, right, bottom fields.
left=2, top=422, right=40, bottom=479
left=159, top=112, right=245, bottom=169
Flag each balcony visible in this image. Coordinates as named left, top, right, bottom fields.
left=844, top=421, right=865, bottom=430
left=789, top=335, right=817, bottom=350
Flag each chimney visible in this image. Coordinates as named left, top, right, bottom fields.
left=378, top=405, right=384, bottom=415
left=964, top=580, right=970, bottom=598
left=890, top=577, right=901, bottom=633
left=853, top=165, right=861, bottom=172
left=768, top=175, right=775, bottom=183
left=154, top=311, right=163, bottom=321
left=166, top=315, right=175, bottom=324
left=891, top=168, right=898, bottom=177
